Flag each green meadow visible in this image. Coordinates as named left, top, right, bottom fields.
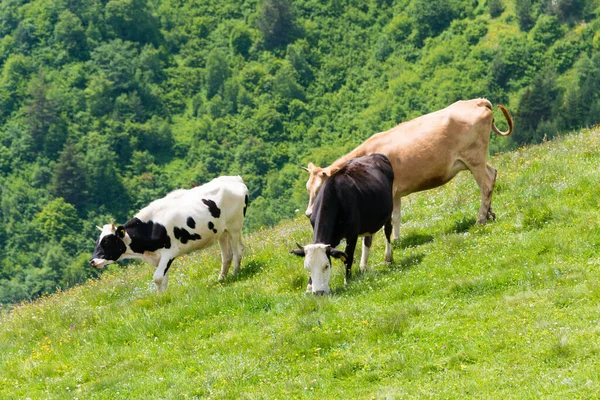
left=1, top=127, right=599, bottom=399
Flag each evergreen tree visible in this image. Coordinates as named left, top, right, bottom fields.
left=516, top=0, right=535, bottom=31
left=50, top=141, right=87, bottom=210
left=545, top=0, right=587, bottom=24
left=24, top=73, right=66, bottom=157
left=409, top=0, right=459, bottom=43
left=205, top=48, right=229, bottom=99
left=515, top=68, right=561, bottom=144
left=489, top=0, right=504, bottom=18
left=256, top=0, right=296, bottom=49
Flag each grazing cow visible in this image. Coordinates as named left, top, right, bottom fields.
left=291, top=154, right=394, bottom=295
left=304, top=99, right=514, bottom=239
left=90, top=176, right=249, bottom=293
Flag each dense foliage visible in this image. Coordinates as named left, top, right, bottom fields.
left=0, top=0, right=599, bottom=304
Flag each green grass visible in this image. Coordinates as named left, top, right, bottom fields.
left=2, top=128, right=600, bottom=399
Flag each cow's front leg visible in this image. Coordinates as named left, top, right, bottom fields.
left=384, top=219, right=393, bottom=263
left=153, top=257, right=175, bottom=293
left=343, top=236, right=358, bottom=285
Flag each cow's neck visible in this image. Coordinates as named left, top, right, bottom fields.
left=330, top=145, right=369, bottom=171
left=312, top=202, right=341, bottom=248
left=118, top=234, right=161, bottom=267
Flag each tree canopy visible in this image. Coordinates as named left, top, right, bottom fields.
left=0, top=0, right=599, bottom=305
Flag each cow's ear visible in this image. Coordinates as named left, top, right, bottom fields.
left=115, top=226, right=125, bottom=239
left=290, top=243, right=305, bottom=257
left=328, top=166, right=339, bottom=176
left=327, top=248, right=347, bottom=263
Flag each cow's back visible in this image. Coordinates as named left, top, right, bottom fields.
left=135, top=176, right=248, bottom=237
left=344, top=99, right=494, bottom=196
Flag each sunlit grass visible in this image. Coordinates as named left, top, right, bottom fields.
left=1, top=128, right=600, bottom=398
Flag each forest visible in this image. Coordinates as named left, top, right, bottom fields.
left=0, top=0, right=599, bottom=305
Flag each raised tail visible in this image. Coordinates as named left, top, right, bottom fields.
left=492, top=104, right=513, bottom=136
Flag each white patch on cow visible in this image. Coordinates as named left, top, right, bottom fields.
left=90, top=258, right=111, bottom=269
left=384, top=238, right=393, bottom=263
left=303, top=244, right=332, bottom=294
left=90, top=224, right=118, bottom=268
left=98, top=223, right=115, bottom=238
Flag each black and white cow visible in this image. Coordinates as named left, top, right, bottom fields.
left=290, top=154, right=394, bottom=294
left=90, top=176, right=249, bottom=293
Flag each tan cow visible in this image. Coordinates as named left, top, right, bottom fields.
left=304, top=98, right=513, bottom=240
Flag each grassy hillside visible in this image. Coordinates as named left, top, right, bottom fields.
left=1, top=127, right=599, bottom=398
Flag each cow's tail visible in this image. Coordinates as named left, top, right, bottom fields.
left=491, top=104, right=513, bottom=136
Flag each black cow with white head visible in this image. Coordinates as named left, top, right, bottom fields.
left=91, top=176, right=249, bottom=293
left=290, top=154, right=394, bottom=294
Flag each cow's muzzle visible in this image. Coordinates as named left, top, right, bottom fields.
left=89, top=259, right=104, bottom=269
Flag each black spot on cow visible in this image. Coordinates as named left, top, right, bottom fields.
left=92, top=234, right=127, bottom=261
left=174, top=227, right=201, bottom=244
left=208, top=221, right=217, bottom=234
left=244, top=194, right=248, bottom=217
left=123, top=218, right=171, bottom=253
left=164, top=259, right=174, bottom=275
left=187, top=216, right=196, bottom=229
left=202, top=199, right=221, bottom=218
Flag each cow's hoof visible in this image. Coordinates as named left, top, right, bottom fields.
left=385, top=255, right=393, bottom=263
left=487, top=209, right=496, bottom=221
left=218, top=274, right=226, bottom=281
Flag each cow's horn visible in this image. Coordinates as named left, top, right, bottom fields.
left=296, top=242, right=304, bottom=250
left=300, top=165, right=309, bottom=172
left=96, top=225, right=103, bottom=232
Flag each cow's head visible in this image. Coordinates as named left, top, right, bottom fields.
left=303, top=163, right=337, bottom=217
left=290, top=243, right=347, bottom=295
left=89, top=221, right=127, bottom=269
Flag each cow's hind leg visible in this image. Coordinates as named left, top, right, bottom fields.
left=472, top=164, right=497, bottom=224
left=391, top=195, right=402, bottom=240
left=384, top=219, right=393, bottom=263
left=228, top=230, right=244, bottom=276
left=359, top=236, right=373, bottom=272
left=218, top=234, right=233, bottom=280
